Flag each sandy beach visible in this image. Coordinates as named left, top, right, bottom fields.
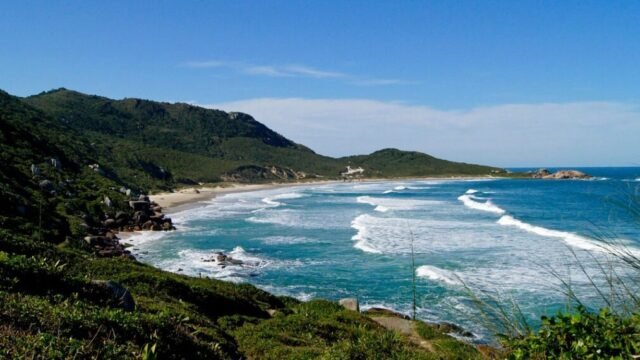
left=149, top=176, right=502, bottom=213
left=149, top=180, right=345, bottom=212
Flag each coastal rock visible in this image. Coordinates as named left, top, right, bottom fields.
left=90, top=280, right=136, bottom=312
left=531, top=168, right=551, bottom=178
left=30, top=164, right=40, bottom=176
left=531, top=169, right=591, bottom=180
left=142, top=220, right=154, bottom=230
left=50, top=157, right=62, bottom=170
left=434, top=322, right=474, bottom=338
left=545, top=170, right=589, bottom=179
left=39, top=179, right=54, bottom=192
left=129, top=200, right=150, bottom=211
left=104, top=218, right=116, bottom=227
left=103, top=196, right=113, bottom=207
left=209, top=251, right=243, bottom=266
left=339, top=298, right=360, bottom=312
left=363, top=307, right=410, bottom=319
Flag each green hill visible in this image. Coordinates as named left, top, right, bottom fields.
left=24, top=88, right=505, bottom=187
left=0, top=87, right=496, bottom=358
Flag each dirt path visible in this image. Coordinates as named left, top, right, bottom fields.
left=371, top=316, right=436, bottom=353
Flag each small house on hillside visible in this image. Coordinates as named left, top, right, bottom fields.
left=341, top=166, right=365, bottom=178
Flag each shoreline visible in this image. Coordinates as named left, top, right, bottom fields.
left=149, top=175, right=503, bottom=214
left=117, top=175, right=501, bottom=242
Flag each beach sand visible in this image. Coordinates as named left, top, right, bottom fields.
left=150, top=176, right=500, bottom=213
left=149, top=180, right=344, bottom=212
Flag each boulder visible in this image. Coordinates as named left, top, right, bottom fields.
left=103, top=196, right=113, bottom=207
left=129, top=200, right=150, bottom=211
left=115, top=211, right=129, bottom=220
left=39, top=179, right=54, bottom=192
left=531, top=168, right=551, bottom=178
left=142, top=220, right=154, bottom=230
left=138, top=194, right=150, bottom=202
left=104, top=218, right=116, bottom=227
left=150, top=212, right=164, bottom=221
left=547, top=170, right=589, bottom=179
left=133, top=211, right=149, bottom=224
left=30, top=164, right=40, bottom=176
left=363, top=307, right=410, bottom=319
left=50, top=157, right=62, bottom=170
left=90, top=280, right=136, bottom=311
left=339, top=298, right=360, bottom=312
left=84, top=236, right=108, bottom=246
left=434, top=322, right=474, bottom=338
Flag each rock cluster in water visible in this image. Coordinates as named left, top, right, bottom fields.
left=531, top=168, right=591, bottom=179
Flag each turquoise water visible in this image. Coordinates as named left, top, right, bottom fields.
left=128, top=168, right=640, bottom=341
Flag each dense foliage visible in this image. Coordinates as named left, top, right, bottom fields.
left=504, top=306, right=640, bottom=359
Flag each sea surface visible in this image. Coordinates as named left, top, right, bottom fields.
left=128, top=167, right=640, bottom=341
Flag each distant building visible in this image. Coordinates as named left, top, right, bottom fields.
left=341, top=166, right=365, bottom=178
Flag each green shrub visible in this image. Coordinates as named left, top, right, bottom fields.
left=504, top=306, right=640, bottom=359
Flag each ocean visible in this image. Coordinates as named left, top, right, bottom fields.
left=127, top=167, right=640, bottom=341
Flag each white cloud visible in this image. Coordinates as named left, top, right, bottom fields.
left=205, top=98, right=640, bottom=167
left=183, top=60, right=408, bottom=85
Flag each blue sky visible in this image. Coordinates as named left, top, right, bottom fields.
left=1, top=1, right=639, bottom=166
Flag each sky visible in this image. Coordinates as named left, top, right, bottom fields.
left=1, top=1, right=639, bottom=167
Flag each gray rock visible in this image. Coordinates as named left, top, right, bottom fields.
left=129, top=200, right=150, bottom=211
left=39, top=180, right=54, bottom=192
left=103, top=196, right=113, bottom=207
left=50, top=157, right=62, bottom=170
left=339, top=298, right=360, bottom=312
left=91, top=280, right=136, bottom=312
left=31, top=164, right=40, bottom=176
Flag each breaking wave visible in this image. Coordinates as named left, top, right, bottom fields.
left=497, top=215, right=640, bottom=256
left=416, top=265, right=463, bottom=286
left=457, top=190, right=505, bottom=214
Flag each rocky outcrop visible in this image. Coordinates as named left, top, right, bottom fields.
left=531, top=168, right=591, bottom=179
left=203, top=251, right=243, bottom=268
left=105, top=195, right=174, bottom=233
left=339, top=298, right=360, bottom=312
left=84, top=233, right=133, bottom=259
left=221, top=165, right=309, bottom=183
left=546, top=170, right=590, bottom=179
left=363, top=307, right=410, bottom=319
left=90, top=280, right=135, bottom=311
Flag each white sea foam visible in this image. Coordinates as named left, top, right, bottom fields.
left=152, top=246, right=272, bottom=283
left=351, top=214, right=383, bottom=254
left=261, top=192, right=306, bottom=207
left=465, top=189, right=478, bottom=194
left=457, top=192, right=505, bottom=214
left=416, top=265, right=462, bottom=285
left=384, top=185, right=430, bottom=194
left=258, top=236, right=318, bottom=245
left=357, top=196, right=440, bottom=212
left=497, top=215, right=640, bottom=257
